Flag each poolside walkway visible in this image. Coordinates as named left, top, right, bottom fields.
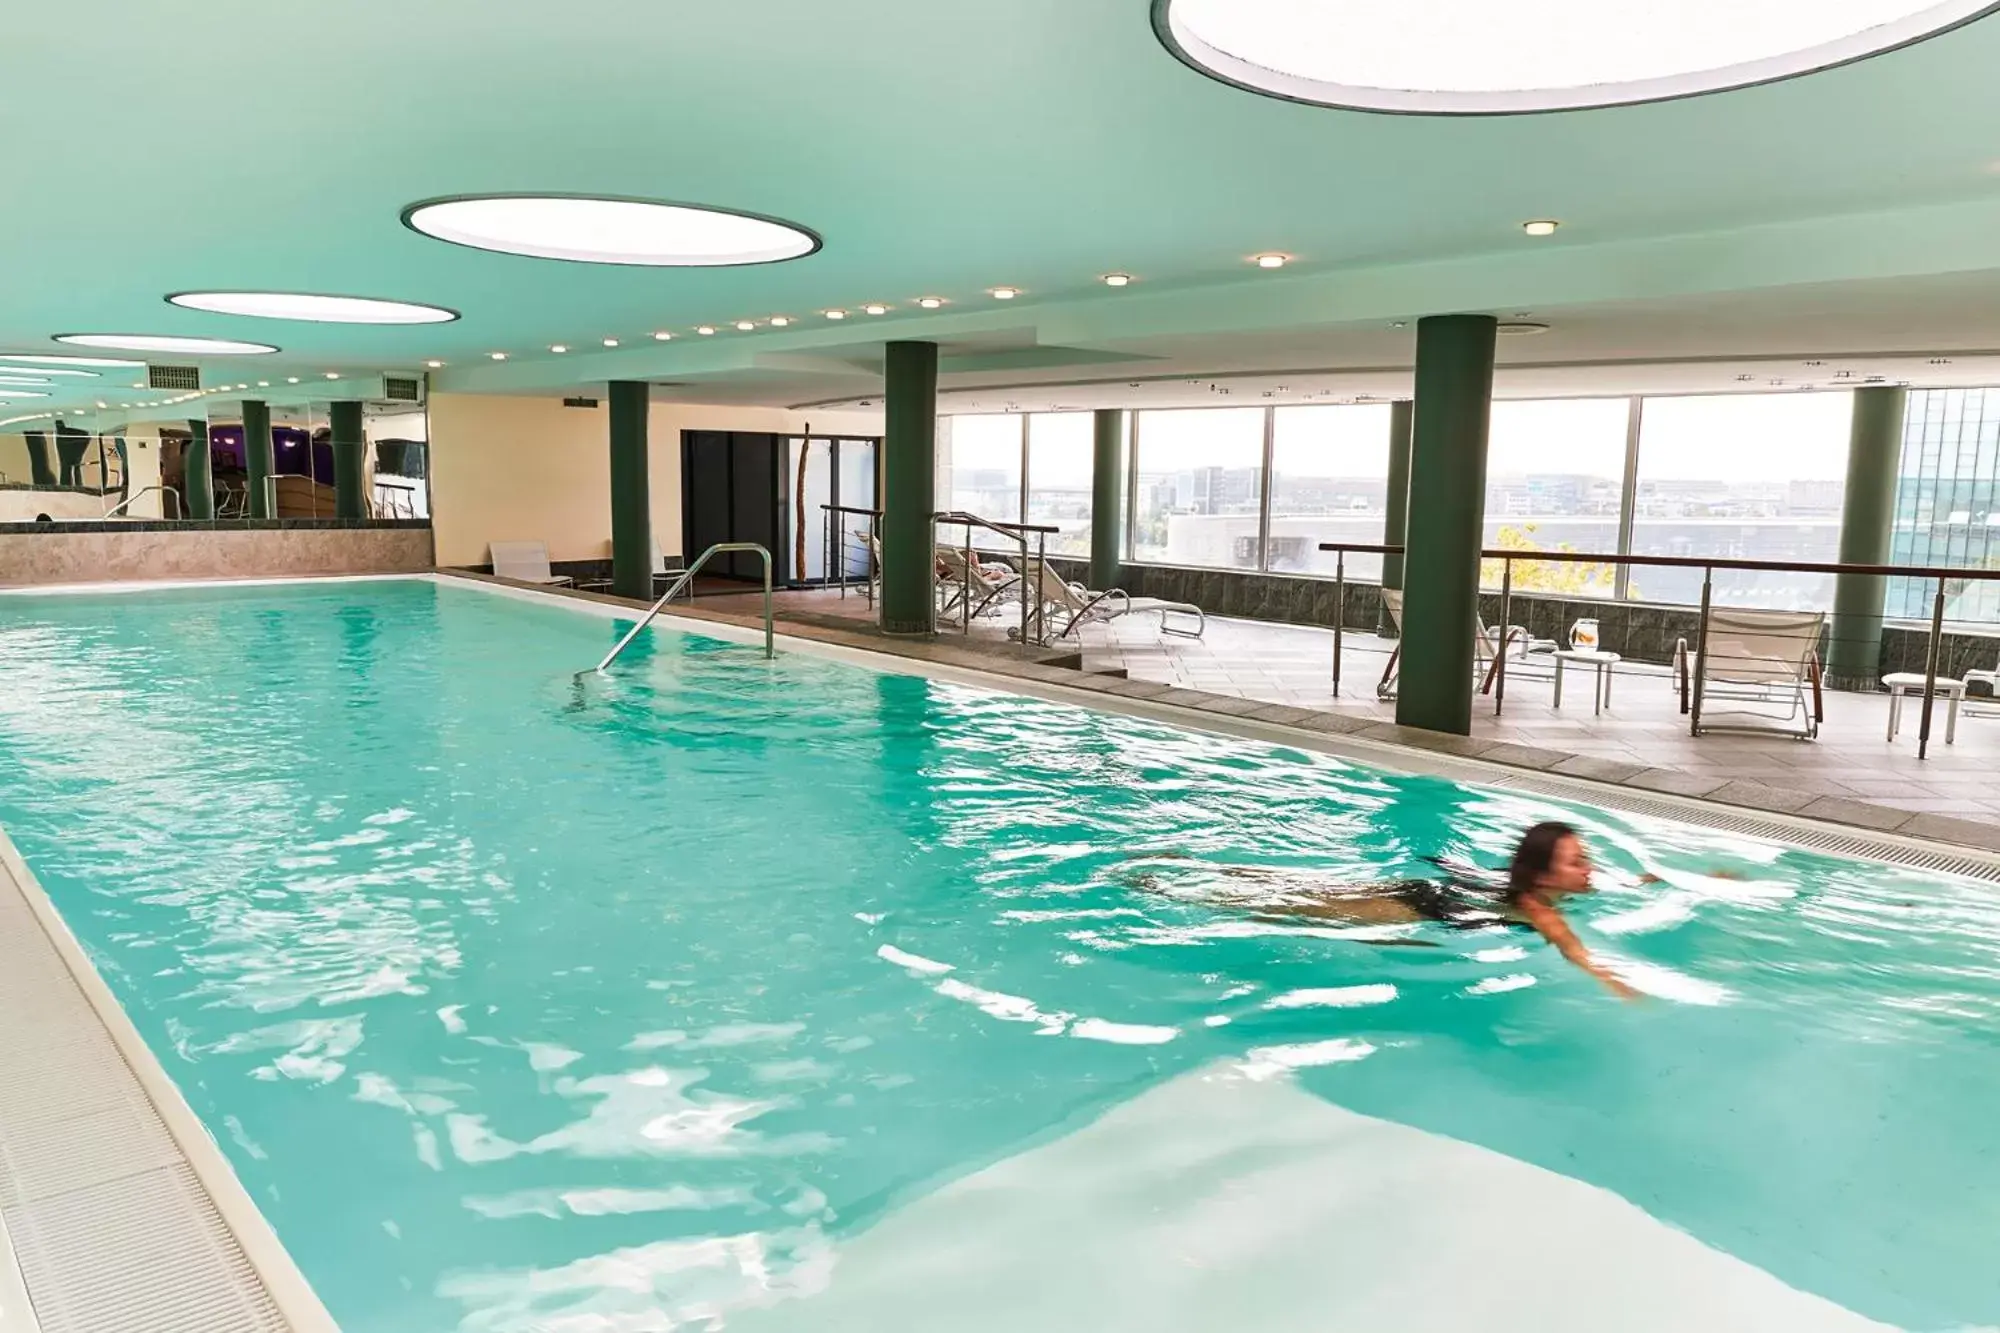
left=454, top=575, right=2000, bottom=855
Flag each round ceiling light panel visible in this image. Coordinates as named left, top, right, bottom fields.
left=1156, top=0, right=2000, bottom=113
left=54, top=334, right=277, bottom=355
left=167, top=292, right=459, bottom=324
left=402, top=195, right=820, bottom=266
left=1, top=353, right=141, bottom=368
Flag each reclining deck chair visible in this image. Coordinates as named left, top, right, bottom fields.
left=1674, top=606, right=1825, bottom=738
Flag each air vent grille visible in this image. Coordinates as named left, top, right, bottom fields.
left=146, top=364, right=201, bottom=391
left=381, top=376, right=421, bottom=402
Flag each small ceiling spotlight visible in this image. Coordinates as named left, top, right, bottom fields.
left=1496, top=321, right=1550, bottom=337
left=989, top=286, right=1020, bottom=300
left=824, top=309, right=847, bottom=320
left=425, top=360, right=444, bottom=368
left=863, top=304, right=890, bottom=315
left=602, top=337, right=619, bottom=347
left=550, top=344, right=570, bottom=353
left=288, top=376, right=303, bottom=383
left=697, top=325, right=717, bottom=335
left=489, top=351, right=508, bottom=360
left=769, top=316, right=792, bottom=327
left=1254, top=253, right=1288, bottom=269
left=322, top=373, right=339, bottom=380
left=257, top=380, right=270, bottom=387
left=652, top=331, right=673, bottom=341
left=1102, top=273, right=1133, bottom=287
left=1522, top=220, right=1560, bottom=237
left=918, top=297, right=945, bottom=309
left=735, top=320, right=757, bottom=331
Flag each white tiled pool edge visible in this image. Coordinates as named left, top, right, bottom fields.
left=0, top=829, right=338, bottom=1332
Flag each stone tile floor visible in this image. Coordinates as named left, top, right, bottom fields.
left=513, top=577, right=2000, bottom=850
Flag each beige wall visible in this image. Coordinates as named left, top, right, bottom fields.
left=427, top=392, right=884, bottom=568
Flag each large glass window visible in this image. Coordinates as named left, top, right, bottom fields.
left=1129, top=408, right=1266, bottom=568
left=1268, top=404, right=1392, bottom=579
left=1629, top=392, right=1853, bottom=608
left=1025, top=413, right=1095, bottom=557
left=942, top=414, right=1024, bottom=548
left=1890, top=388, right=2000, bottom=624
left=1480, top=398, right=1630, bottom=597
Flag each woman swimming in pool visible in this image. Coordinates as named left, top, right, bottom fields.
left=1128, top=821, right=1639, bottom=999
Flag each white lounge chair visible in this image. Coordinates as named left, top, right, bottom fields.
left=1674, top=606, right=1825, bottom=738
left=936, top=543, right=1021, bottom=620
left=1018, top=558, right=1204, bottom=641
left=488, top=540, right=573, bottom=587
left=1375, top=589, right=1553, bottom=700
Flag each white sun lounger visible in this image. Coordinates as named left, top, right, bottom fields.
left=488, top=540, right=573, bottom=587
left=1019, top=558, right=1204, bottom=641
left=1374, top=588, right=1554, bottom=699
left=1675, top=606, right=1825, bottom=738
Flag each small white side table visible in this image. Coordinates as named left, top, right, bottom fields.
left=1883, top=672, right=1967, bottom=744
left=1554, top=650, right=1621, bottom=715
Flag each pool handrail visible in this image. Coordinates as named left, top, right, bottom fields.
left=592, top=541, right=774, bottom=672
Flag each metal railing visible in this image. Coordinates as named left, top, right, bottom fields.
left=931, top=511, right=1059, bottom=646
left=819, top=504, right=882, bottom=605
left=104, top=484, right=183, bottom=521
left=1317, top=541, right=2000, bottom=759
left=591, top=541, right=774, bottom=673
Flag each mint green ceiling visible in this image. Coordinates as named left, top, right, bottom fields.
left=9, top=0, right=2000, bottom=411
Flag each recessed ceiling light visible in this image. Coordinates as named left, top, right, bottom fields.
left=824, top=309, right=847, bottom=320
left=288, top=376, right=302, bottom=383
left=697, top=325, right=717, bottom=336
left=402, top=194, right=820, bottom=267
left=1522, top=219, right=1560, bottom=237
left=1, top=353, right=142, bottom=368
left=550, top=344, right=569, bottom=354
left=1254, top=253, right=1288, bottom=269
left=770, top=316, right=792, bottom=327
left=166, top=291, right=458, bottom=324
left=918, top=297, right=945, bottom=309
left=863, top=304, right=890, bottom=315
left=55, top=334, right=277, bottom=355
left=735, top=320, right=757, bottom=331
left=1102, top=273, right=1133, bottom=287
left=425, top=360, right=444, bottom=368
left=1496, top=321, right=1550, bottom=337
left=237, top=383, right=251, bottom=389
left=1155, top=0, right=1997, bottom=114
left=602, top=337, right=620, bottom=347
left=257, top=380, right=269, bottom=387
left=990, top=287, right=1020, bottom=300
left=489, top=352, right=508, bottom=361
left=653, top=331, right=673, bottom=341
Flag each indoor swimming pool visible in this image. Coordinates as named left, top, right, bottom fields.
left=0, top=577, right=1995, bottom=1332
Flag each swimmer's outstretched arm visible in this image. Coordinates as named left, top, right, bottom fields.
left=1517, top=895, right=1640, bottom=1000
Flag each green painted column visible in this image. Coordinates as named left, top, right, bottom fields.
left=183, top=420, right=214, bottom=519
left=1395, top=315, right=1498, bottom=736
left=1377, top=398, right=1414, bottom=635
left=880, top=341, right=939, bottom=635
left=242, top=400, right=275, bottom=518
left=330, top=400, right=367, bottom=519
left=1825, top=386, right=1909, bottom=689
left=24, top=430, right=55, bottom=487
left=608, top=381, right=653, bottom=601
left=1090, top=408, right=1124, bottom=590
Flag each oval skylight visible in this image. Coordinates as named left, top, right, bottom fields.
left=1157, top=0, right=1999, bottom=113
left=168, top=292, right=459, bottom=324
left=54, top=334, right=278, bottom=355
left=402, top=195, right=820, bottom=266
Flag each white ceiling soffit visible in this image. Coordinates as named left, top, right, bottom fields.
left=6, top=0, right=2000, bottom=410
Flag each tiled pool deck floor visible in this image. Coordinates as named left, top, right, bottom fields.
left=470, top=577, right=2000, bottom=854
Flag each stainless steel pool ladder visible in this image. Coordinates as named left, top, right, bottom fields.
left=592, top=541, right=775, bottom=672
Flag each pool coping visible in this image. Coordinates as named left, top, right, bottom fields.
left=441, top=570, right=2000, bottom=872
left=0, top=826, right=340, bottom=1332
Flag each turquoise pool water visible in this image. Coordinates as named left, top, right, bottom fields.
left=0, top=578, right=1996, bottom=1331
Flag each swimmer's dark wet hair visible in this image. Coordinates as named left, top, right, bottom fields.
left=1506, top=821, right=1578, bottom=900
